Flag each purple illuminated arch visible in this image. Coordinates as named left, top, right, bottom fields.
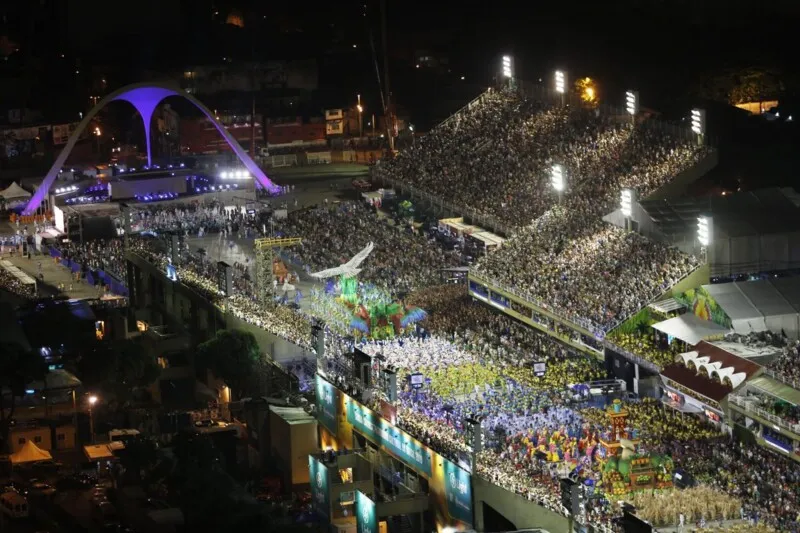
left=24, top=82, right=280, bottom=214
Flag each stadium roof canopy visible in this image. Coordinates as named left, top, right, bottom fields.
left=704, top=278, right=800, bottom=338
left=639, top=188, right=800, bottom=277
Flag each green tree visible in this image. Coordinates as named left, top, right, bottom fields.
left=196, top=329, right=261, bottom=399
left=0, top=342, right=48, bottom=451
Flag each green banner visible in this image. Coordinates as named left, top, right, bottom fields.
left=443, top=457, right=473, bottom=526
left=356, top=490, right=377, bottom=533
left=347, top=398, right=432, bottom=477
left=316, top=374, right=338, bottom=435
left=309, top=455, right=330, bottom=518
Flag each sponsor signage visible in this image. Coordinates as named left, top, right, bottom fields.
left=346, top=399, right=432, bottom=476
left=309, top=455, right=330, bottom=518
left=315, top=374, right=338, bottom=435
left=356, top=490, right=377, bottom=533
left=443, top=457, right=473, bottom=525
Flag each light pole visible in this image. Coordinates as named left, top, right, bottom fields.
left=555, top=70, right=567, bottom=106
left=88, top=394, right=98, bottom=443
left=356, top=94, right=363, bottom=138
left=551, top=164, right=565, bottom=204
left=502, top=55, right=514, bottom=88
left=691, top=108, right=706, bottom=146
left=621, top=188, right=636, bottom=231
left=626, top=90, right=639, bottom=125
left=697, top=215, right=713, bottom=264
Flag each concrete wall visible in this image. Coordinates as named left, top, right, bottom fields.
left=473, top=476, right=568, bottom=533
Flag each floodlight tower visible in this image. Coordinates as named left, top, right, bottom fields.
left=551, top=164, right=565, bottom=204
left=697, top=214, right=713, bottom=264
left=501, top=55, right=515, bottom=89
left=555, top=70, right=567, bottom=106
left=691, top=108, right=706, bottom=146
left=620, top=188, right=636, bottom=232
left=625, top=90, right=639, bottom=125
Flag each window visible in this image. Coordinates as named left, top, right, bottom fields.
left=57, top=433, right=65, bottom=441
left=34, top=436, right=42, bottom=443
left=18, top=437, right=25, bottom=445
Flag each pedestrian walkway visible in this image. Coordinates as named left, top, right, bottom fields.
left=4, top=252, right=100, bottom=299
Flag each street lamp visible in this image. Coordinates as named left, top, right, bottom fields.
left=625, top=90, right=639, bottom=121
left=555, top=70, right=567, bottom=106
left=691, top=108, right=706, bottom=145
left=551, top=164, right=565, bottom=203
left=409, top=124, right=415, bottom=148
left=88, top=394, right=98, bottom=443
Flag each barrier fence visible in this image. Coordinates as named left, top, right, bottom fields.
left=46, top=246, right=129, bottom=297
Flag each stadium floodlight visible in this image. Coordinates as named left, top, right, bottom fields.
left=551, top=164, right=565, bottom=192
left=697, top=215, right=712, bottom=247
left=220, top=171, right=228, bottom=179
left=691, top=108, right=706, bottom=136
left=625, top=90, right=639, bottom=116
left=555, top=70, right=566, bottom=94
left=502, top=55, right=513, bottom=79
left=621, top=188, right=634, bottom=218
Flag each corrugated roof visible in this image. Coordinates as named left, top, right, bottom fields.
left=747, top=375, right=800, bottom=406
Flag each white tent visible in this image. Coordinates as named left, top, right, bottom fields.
left=652, top=313, right=731, bottom=345
left=0, top=182, right=31, bottom=200
left=703, top=283, right=767, bottom=335
left=10, top=440, right=52, bottom=464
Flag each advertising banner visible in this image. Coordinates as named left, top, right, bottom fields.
left=443, top=457, right=473, bottom=525
left=309, top=455, right=330, bottom=518
left=315, top=374, right=338, bottom=435
left=346, top=399, right=432, bottom=477
left=356, top=490, right=377, bottom=533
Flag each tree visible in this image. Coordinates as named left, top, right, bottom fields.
left=196, top=329, right=261, bottom=399
left=0, top=342, right=48, bottom=451
left=117, top=436, right=159, bottom=485
left=76, top=338, right=161, bottom=405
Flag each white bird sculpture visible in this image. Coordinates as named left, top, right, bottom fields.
left=310, top=242, right=375, bottom=279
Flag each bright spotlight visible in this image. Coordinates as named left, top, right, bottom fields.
left=502, top=55, right=513, bottom=78
left=691, top=108, right=706, bottom=135
left=621, top=188, right=634, bottom=218
left=220, top=171, right=228, bottom=179
left=626, top=90, right=639, bottom=116
left=697, top=215, right=712, bottom=247
left=555, top=70, right=566, bottom=94
left=551, top=164, right=564, bottom=192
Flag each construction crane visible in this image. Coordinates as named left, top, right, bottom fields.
left=254, top=236, right=302, bottom=304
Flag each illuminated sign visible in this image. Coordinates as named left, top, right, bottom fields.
left=356, top=490, right=377, bottom=533
left=346, top=400, right=432, bottom=476
left=309, top=455, right=330, bottom=518
left=315, top=375, right=338, bottom=435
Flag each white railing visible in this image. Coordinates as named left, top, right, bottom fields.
left=729, top=394, right=800, bottom=435
left=763, top=369, right=800, bottom=393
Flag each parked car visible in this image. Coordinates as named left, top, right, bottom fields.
left=28, top=481, right=57, bottom=498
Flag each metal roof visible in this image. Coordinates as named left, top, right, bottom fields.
left=639, top=187, right=800, bottom=241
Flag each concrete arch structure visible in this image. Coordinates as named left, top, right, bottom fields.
left=24, top=82, right=279, bottom=214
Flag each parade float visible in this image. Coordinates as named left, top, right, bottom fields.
left=596, top=400, right=674, bottom=496
left=308, top=242, right=427, bottom=340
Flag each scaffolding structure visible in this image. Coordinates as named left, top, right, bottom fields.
left=254, top=237, right=302, bottom=304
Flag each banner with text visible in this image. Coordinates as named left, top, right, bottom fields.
left=309, top=455, right=330, bottom=518
left=315, top=374, right=339, bottom=435
left=356, top=490, right=377, bottom=533
left=443, top=456, right=473, bottom=525
left=346, top=399, right=432, bottom=477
